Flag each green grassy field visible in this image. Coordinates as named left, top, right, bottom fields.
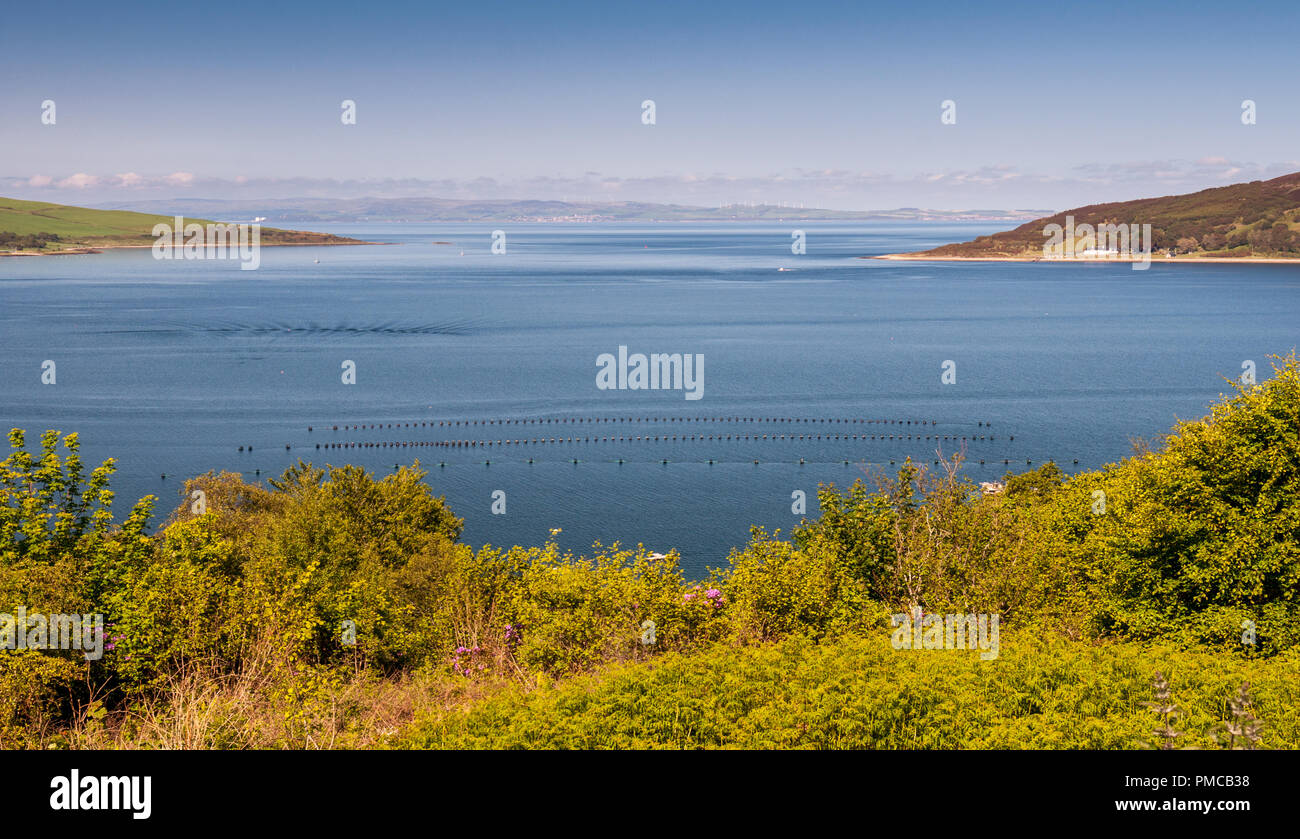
left=0, top=196, right=365, bottom=250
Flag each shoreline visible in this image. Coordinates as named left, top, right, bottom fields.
left=868, top=253, right=1300, bottom=264
left=1, top=240, right=387, bottom=258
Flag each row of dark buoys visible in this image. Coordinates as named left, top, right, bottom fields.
left=317, top=457, right=1073, bottom=467
left=312, top=433, right=1010, bottom=450
left=320, top=417, right=963, bottom=431
left=192, top=452, right=1066, bottom=470
left=314, top=433, right=1002, bottom=447
left=318, top=441, right=429, bottom=448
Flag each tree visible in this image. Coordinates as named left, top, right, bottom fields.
left=1270, top=222, right=1294, bottom=252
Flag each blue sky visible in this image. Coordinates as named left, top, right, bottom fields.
left=2, top=0, right=1297, bottom=209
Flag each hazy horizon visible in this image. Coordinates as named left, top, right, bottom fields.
left=80, top=194, right=1058, bottom=217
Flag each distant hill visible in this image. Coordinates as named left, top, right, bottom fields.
left=0, top=197, right=367, bottom=252
left=90, top=196, right=1051, bottom=225
left=894, top=173, right=1300, bottom=260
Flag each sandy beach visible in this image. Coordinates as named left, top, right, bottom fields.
left=1, top=248, right=102, bottom=257
left=870, top=253, right=1300, bottom=264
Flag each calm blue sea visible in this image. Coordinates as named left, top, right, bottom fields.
left=2, top=222, right=1297, bottom=576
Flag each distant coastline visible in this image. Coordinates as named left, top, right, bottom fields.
left=88, top=196, right=1053, bottom=226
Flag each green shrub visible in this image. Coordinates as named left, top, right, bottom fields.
left=1064, top=353, right=1300, bottom=651
left=400, top=634, right=1300, bottom=750
left=724, top=527, right=877, bottom=642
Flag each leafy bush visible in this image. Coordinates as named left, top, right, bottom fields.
left=725, top=527, right=877, bottom=642
left=1062, top=354, right=1300, bottom=651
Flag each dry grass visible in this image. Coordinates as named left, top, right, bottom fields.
left=44, top=631, right=526, bottom=750
left=55, top=668, right=518, bottom=750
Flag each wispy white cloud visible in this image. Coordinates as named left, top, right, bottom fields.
left=55, top=172, right=101, bottom=189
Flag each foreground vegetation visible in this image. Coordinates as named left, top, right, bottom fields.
left=402, top=636, right=1298, bottom=749
left=2, top=354, right=1298, bottom=749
